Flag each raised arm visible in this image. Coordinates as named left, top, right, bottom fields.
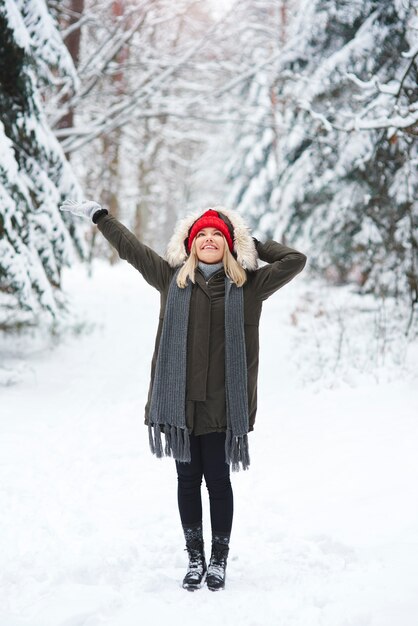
left=252, top=239, right=307, bottom=300
left=95, top=213, right=174, bottom=292
left=60, top=200, right=173, bottom=292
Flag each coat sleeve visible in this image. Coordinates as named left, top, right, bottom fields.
left=252, top=239, right=307, bottom=301
left=95, top=214, right=173, bottom=292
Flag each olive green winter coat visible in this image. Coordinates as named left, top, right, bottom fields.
left=96, top=213, right=307, bottom=435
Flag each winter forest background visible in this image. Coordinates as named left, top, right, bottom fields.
left=1, top=1, right=418, bottom=624
left=1, top=0, right=417, bottom=339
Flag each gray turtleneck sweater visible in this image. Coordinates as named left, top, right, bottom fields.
left=198, top=261, right=224, bottom=281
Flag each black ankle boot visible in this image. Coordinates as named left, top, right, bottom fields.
left=206, top=534, right=230, bottom=591
left=182, top=524, right=207, bottom=591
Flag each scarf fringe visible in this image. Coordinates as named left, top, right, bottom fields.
left=225, top=430, right=250, bottom=472
left=148, top=422, right=191, bottom=463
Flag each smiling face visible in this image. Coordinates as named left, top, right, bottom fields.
left=195, top=227, right=226, bottom=264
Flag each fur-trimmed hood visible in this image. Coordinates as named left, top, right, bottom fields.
left=165, top=206, right=258, bottom=271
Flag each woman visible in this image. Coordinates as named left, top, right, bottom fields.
left=60, top=199, right=307, bottom=592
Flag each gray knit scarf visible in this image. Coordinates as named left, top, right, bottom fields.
left=148, top=264, right=250, bottom=471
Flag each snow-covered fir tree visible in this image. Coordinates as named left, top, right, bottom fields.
left=224, top=68, right=278, bottom=238
left=0, top=0, right=85, bottom=329
left=222, top=1, right=299, bottom=238
left=271, top=0, right=417, bottom=306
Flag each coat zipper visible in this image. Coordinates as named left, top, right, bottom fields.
left=205, top=270, right=224, bottom=285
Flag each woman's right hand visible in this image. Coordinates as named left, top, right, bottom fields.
left=59, top=199, right=104, bottom=220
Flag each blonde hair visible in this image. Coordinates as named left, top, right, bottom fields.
left=176, top=236, right=247, bottom=288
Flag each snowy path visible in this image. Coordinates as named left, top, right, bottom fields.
left=1, top=260, right=417, bottom=626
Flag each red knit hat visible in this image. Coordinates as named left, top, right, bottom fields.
left=186, top=209, right=234, bottom=253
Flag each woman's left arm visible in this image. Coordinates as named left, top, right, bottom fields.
left=252, top=239, right=307, bottom=300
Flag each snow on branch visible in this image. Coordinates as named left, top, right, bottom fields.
left=304, top=54, right=418, bottom=137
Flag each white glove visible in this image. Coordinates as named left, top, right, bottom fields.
left=59, top=199, right=105, bottom=220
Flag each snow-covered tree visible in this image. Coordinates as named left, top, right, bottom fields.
left=46, top=0, right=217, bottom=252
left=47, top=1, right=291, bottom=252
left=224, top=70, right=278, bottom=237
left=223, top=1, right=296, bottom=236
left=0, top=0, right=85, bottom=329
left=271, top=0, right=417, bottom=308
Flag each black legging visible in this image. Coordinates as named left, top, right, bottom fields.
left=176, top=432, right=233, bottom=535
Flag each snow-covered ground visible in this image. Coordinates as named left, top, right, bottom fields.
left=1, top=259, right=417, bottom=626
